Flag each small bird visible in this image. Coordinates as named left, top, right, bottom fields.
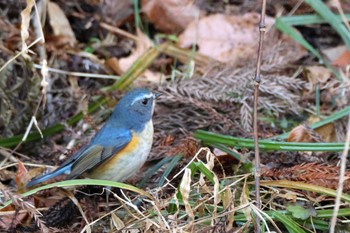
left=27, top=88, right=159, bottom=188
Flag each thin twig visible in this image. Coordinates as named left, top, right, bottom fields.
left=333, top=0, right=350, bottom=32
left=253, top=0, right=267, bottom=232
left=100, top=22, right=139, bottom=41
left=11, top=95, right=43, bottom=153
left=330, top=115, right=350, bottom=232
left=33, top=64, right=119, bottom=79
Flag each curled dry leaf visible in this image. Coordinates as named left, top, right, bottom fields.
left=109, top=29, right=163, bottom=83
left=15, top=159, right=29, bottom=192
left=179, top=13, right=275, bottom=63
left=20, top=0, right=35, bottom=55
left=109, top=29, right=153, bottom=73
left=179, top=168, right=194, bottom=222
left=118, top=29, right=153, bottom=71
left=48, top=2, right=76, bottom=46
left=304, top=66, right=332, bottom=92
left=287, top=124, right=323, bottom=143
left=142, top=0, right=202, bottom=33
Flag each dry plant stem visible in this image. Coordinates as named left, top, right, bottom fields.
left=334, top=0, right=350, bottom=32
left=253, top=0, right=267, bottom=232
left=11, top=94, right=44, bottom=153
left=100, top=22, right=139, bottom=41
left=330, top=115, right=350, bottom=233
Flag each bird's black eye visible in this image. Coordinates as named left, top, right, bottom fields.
left=141, top=98, right=148, bottom=105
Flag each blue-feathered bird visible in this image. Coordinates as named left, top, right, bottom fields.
left=27, top=88, right=159, bottom=188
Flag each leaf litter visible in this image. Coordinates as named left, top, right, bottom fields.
left=0, top=0, right=350, bottom=232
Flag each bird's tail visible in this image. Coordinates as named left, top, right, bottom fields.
left=26, top=165, right=71, bottom=188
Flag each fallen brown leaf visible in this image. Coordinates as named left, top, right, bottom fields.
left=307, top=116, right=338, bottom=142
left=179, top=13, right=275, bottom=63
left=142, top=0, right=202, bottom=33
left=48, top=2, right=76, bottom=46
left=118, top=29, right=153, bottom=71
left=116, top=29, right=163, bottom=82
left=304, top=66, right=332, bottom=92
left=20, top=0, right=35, bottom=56
left=287, top=124, right=323, bottom=143
left=322, top=45, right=347, bottom=62
left=332, top=49, right=350, bottom=67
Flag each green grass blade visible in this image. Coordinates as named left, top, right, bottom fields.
left=279, top=14, right=350, bottom=26
left=275, top=17, right=341, bottom=80
left=275, top=18, right=323, bottom=61
left=1, top=179, right=152, bottom=209
left=138, top=156, right=174, bottom=188
left=158, top=154, right=183, bottom=186
left=195, top=130, right=346, bottom=152
left=270, top=105, right=350, bottom=140
left=193, top=161, right=215, bottom=184
left=304, top=0, right=350, bottom=49
left=272, top=211, right=307, bottom=233
left=210, top=143, right=243, bottom=161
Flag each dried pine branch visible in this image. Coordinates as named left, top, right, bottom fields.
left=262, top=163, right=350, bottom=192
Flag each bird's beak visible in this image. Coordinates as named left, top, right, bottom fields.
left=154, top=93, right=162, bottom=99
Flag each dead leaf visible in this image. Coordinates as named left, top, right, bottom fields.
left=322, top=45, right=350, bottom=68
left=304, top=66, right=332, bottom=92
left=307, top=116, right=338, bottom=142
left=15, top=159, right=30, bottom=192
left=142, top=0, right=202, bottom=33
left=106, top=57, right=121, bottom=74
left=111, top=212, right=125, bottom=230
left=314, top=123, right=337, bottom=142
left=118, top=29, right=153, bottom=72
left=113, top=29, right=163, bottom=83
left=278, top=192, right=298, bottom=202
left=287, top=125, right=322, bottom=143
left=179, top=168, right=194, bottom=223
left=322, top=45, right=347, bottom=61
left=332, top=49, right=350, bottom=67
left=48, top=2, right=76, bottom=46
left=0, top=204, right=30, bottom=230
left=20, top=0, right=35, bottom=54
left=179, top=13, right=275, bottom=63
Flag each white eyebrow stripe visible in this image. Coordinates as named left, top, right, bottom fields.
left=130, top=93, right=154, bottom=105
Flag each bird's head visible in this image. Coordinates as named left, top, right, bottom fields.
left=112, top=88, right=160, bottom=131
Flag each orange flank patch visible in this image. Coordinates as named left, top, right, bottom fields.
left=89, top=133, right=139, bottom=175
left=117, top=133, right=140, bottom=155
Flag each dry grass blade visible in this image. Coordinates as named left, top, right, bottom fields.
left=330, top=115, right=350, bottom=233
left=20, top=0, right=35, bottom=53
left=180, top=168, right=194, bottom=228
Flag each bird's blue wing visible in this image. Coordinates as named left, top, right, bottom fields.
left=26, top=127, right=132, bottom=187
left=67, top=127, right=132, bottom=179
